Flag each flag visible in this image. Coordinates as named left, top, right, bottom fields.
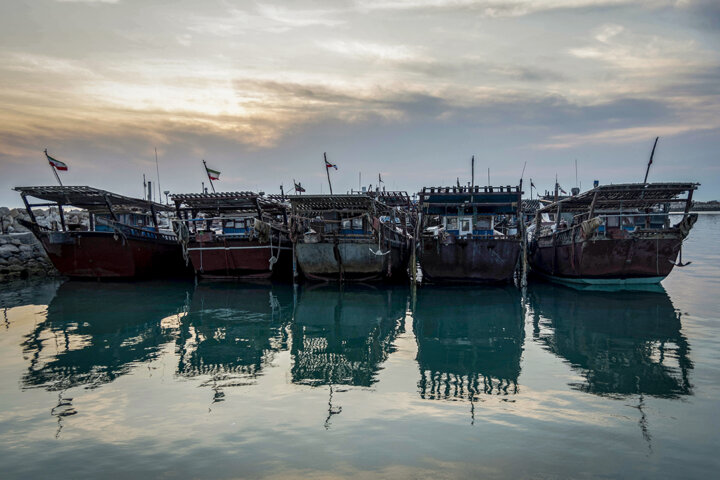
left=45, top=150, right=68, bottom=171
left=530, top=179, right=536, bottom=189
left=294, top=181, right=305, bottom=193
left=378, top=173, right=384, bottom=184
left=325, top=159, right=338, bottom=170
left=205, top=166, right=221, bottom=181
left=559, top=186, right=567, bottom=194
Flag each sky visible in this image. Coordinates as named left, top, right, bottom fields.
left=1, top=0, right=718, bottom=206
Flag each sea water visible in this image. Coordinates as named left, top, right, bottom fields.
left=1, top=215, right=718, bottom=479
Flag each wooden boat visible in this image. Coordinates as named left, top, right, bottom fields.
left=171, top=191, right=292, bottom=280
left=289, top=193, right=413, bottom=282
left=528, top=182, right=699, bottom=285
left=15, top=186, right=189, bottom=279
left=417, top=185, right=523, bottom=283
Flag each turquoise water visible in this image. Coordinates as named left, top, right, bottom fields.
left=1, top=215, right=719, bottom=479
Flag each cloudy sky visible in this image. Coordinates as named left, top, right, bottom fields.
left=1, top=0, right=718, bottom=206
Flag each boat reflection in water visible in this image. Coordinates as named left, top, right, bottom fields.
left=412, top=286, right=524, bottom=401
left=177, top=282, right=294, bottom=402
left=22, top=281, right=191, bottom=392
left=20, top=280, right=191, bottom=436
left=290, top=285, right=407, bottom=387
left=528, top=282, right=692, bottom=398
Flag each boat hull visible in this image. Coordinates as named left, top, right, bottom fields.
left=419, top=237, right=521, bottom=283
left=188, top=238, right=292, bottom=280
left=529, top=234, right=683, bottom=285
left=296, top=241, right=410, bottom=282
left=35, top=230, right=188, bottom=279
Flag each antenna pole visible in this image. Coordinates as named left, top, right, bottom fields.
left=487, top=168, right=490, bottom=186
left=574, top=158, right=578, bottom=188
left=155, top=147, right=162, bottom=203
left=644, top=137, right=659, bottom=184
left=471, top=155, right=475, bottom=189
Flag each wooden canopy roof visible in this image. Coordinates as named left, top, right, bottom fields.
left=418, top=185, right=522, bottom=215
left=537, top=182, right=699, bottom=214
left=288, top=194, right=382, bottom=214
left=14, top=185, right=173, bottom=212
left=170, top=191, right=287, bottom=214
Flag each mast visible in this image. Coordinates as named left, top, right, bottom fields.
left=471, top=155, right=475, bottom=189
left=644, top=137, right=659, bottom=184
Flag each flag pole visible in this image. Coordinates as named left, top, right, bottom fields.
left=45, top=149, right=63, bottom=186
left=203, top=159, right=216, bottom=193
left=324, top=152, right=333, bottom=194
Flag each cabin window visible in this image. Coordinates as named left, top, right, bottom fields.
left=475, top=218, right=491, bottom=230
left=607, top=216, right=620, bottom=227
left=342, top=219, right=351, bottom=229
left=446, top=217, right=458, bottom=230
left=460, top=218, right=472, bottom=235
left=352, top=218, right=363, bottom=229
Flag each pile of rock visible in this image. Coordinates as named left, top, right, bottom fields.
left=0, top=206, right=88, bottom=234
left=0, top=232, right=58, bottom=281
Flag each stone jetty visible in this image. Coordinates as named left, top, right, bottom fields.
left=0, top=206, right=89, bottom=281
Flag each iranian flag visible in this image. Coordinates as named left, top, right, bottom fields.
left=205, top=166, right=221, bottom=181
left=45, top=150, right=68, bottom=171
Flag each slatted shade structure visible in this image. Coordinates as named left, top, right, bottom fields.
left=289, top=194, right=381, bottom=215
left=14, top=185, right=173, bottom=213
left=171, top=191, right=287, bottom=215
left=537, top=183, right=699, bottom=214
left=419, top=185, right=522, bottom=215
left=368, top=191, right=412, bottom=207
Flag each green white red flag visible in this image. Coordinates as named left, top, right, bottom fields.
left=45, top=150, right=68, bottom=171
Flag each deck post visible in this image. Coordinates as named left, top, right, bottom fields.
left=21, top=194, right=37, bottom=224
left=683, top=188, right=694, bottom=220
left=57, top=205, right=66, bottom=231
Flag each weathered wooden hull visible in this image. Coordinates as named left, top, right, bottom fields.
left=296, top=240, right=410, bottom=282
left=419, top=236, right=521, bottom=283
left=34, top=230, right=188, bottom=279
left=188, top=238, right=292, bottom=280
left=529, top=233, right=683, bottom=284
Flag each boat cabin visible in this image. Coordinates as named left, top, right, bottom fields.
left=533, top=183, right=699, bottom=239
left=419, top=185, right=522, bottom=238
left=171, top=191, right=288, bottom=238
left=14, top=185, right=173, bottom=240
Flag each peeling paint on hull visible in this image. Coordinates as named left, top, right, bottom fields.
left=419, top=237, right=521, bottom=283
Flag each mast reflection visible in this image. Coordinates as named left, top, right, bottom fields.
left=528, top=283, right=692, bottom=398
left=290, top=285, right=407, bottom=387
left=413, top=286, right=524, bottom=400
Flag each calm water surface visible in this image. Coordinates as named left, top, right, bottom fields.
left=1, top=215, right=719, bottom=479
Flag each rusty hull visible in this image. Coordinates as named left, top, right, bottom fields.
left=530, top=230, right=684, bottom=283
left=296, top=240, right=410, bottom=282
left=188, top=237, right=292, bottom=280
left=419, top=236, right=521, bottom=283
left=37, top=230, right=188, bottom=279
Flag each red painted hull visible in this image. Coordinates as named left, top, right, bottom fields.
left=36, top=231, right=189, bottom=279
left=188, top=238, right=292, bottom=279
left=419, top=237, right=521, bottom=283
left=530, top=231, right=683, bottom=282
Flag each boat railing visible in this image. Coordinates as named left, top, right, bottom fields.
left=96, top=218, right=176, bottom=242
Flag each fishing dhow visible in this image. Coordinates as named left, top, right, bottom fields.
left=171, top=191, right=292, bottom=280
left=528, top=182, right=699, bottom=285
left=288, top=192, right=413, bottom=282
left=14, top=185, right=188, bottom=279
left=417, top=185, right=524, bottom=283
